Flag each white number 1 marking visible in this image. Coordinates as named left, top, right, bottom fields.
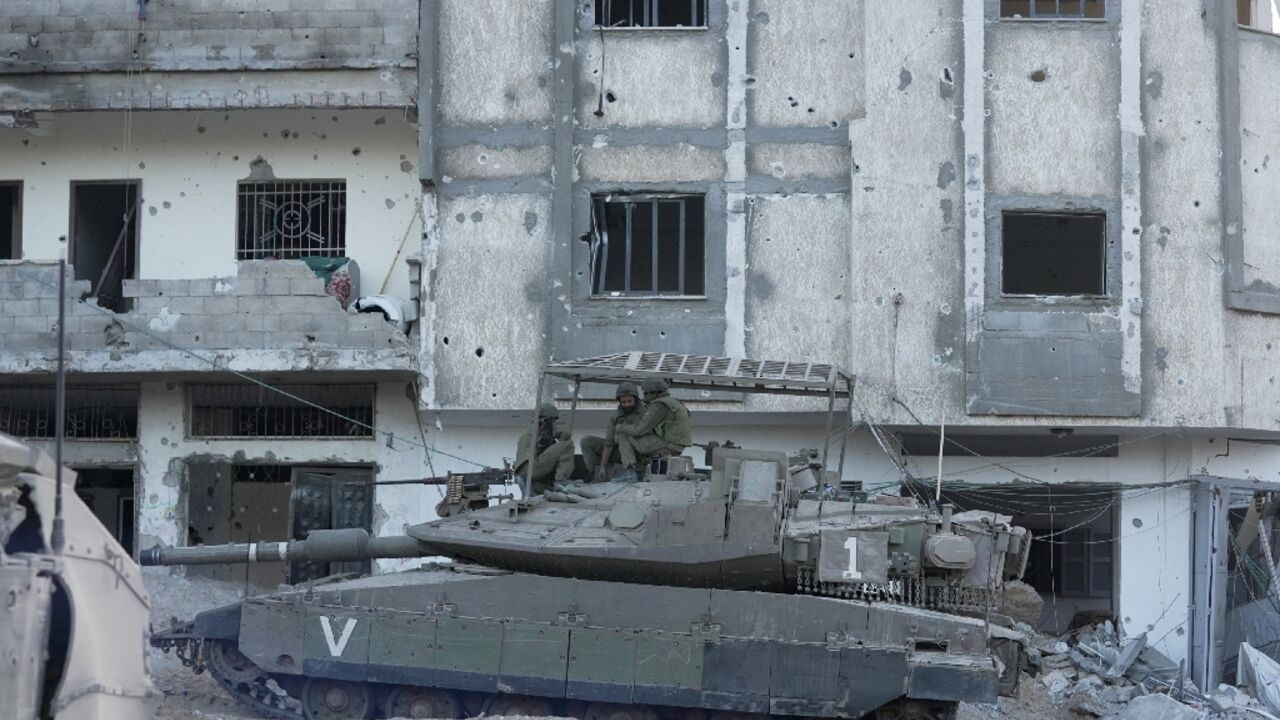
left=842, top=537, right=862, bottom=581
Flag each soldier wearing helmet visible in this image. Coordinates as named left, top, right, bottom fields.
left=581, top=382, right=644, bottom=482
left=614, top=377, right=691, bottom=479
left=515, top=402, right=574, bottom=495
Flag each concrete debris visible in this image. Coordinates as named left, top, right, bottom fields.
left=1012, top=621, right=1277, bottom=720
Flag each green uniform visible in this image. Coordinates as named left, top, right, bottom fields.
left=615, top=393, right=690, bottom=468
left=515, top=421, right=574, bottom=495
left=581, top=402, right=644, bottom=477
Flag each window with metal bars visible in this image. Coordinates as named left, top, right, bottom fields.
left=588, top=194, right=705, bottom=297
left=595, top=0, right=708, bottom=28
left=235, top=181, right=346, bottom=260
left=187, top=383, right=374, bottom=439
left=1000, top=0, right=1105, bottom=18
left=0, top=385, right=139, bottom=440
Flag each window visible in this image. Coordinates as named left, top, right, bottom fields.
left=595, top=0, right=707, bottom=28
left=0, top=182, right=20, bottom=260
left=1239, top=0, right=1280, bottom=32
left=188, top=383, right=374, bottom=438
left=236, top=180, right=346, bottom=260
left=589, top=194, right=705, bottom=297
left=70, top=180, right=139, bottom=312
left=1000, top=0, right=1105, bottom=18
left=0, top=385, right=139, bottom=440
left=1001, top=211, right=1106, bottom=296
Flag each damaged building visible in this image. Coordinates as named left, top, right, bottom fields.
left=4, top=0, right=1280, bottom=692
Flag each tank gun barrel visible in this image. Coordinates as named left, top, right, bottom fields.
left=139, top=528, right=424, bottom=567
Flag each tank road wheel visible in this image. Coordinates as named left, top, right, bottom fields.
left=873, top=700, right=958, bottom=720
left=205, top=640, right=263, bottom=686
left=483, top=694, right=556, bottom=717
left=301, top=677, right=372, bottom=720
left=385, top=686, right=462, bottom=719
left=586, top=702, right=658, bottom=720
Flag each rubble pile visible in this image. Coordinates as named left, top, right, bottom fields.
left=1021, top=621, right=1280, bottom=720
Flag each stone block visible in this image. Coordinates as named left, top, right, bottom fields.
left=1118, top=694, right=1200, bottom=720
left=3, top=298, right=40, bottom=317
left=163, top=296, right=206, bottom=314
left=5, top=16, right=43, bottom=33
left=204, top=296, right=240, bottom=315
left=289, top=276, right=329, bottom=296
left=263, top=274, right=292, bottom=296
left=278, top=313, right=322, bottom=332
left=0, top=316, right=16, bottom=335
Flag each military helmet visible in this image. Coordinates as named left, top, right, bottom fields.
left=641, top=378, right=669, bottom=395
left=538, top=402, right=559, bottom=418
left=616, top=382, right=640, bottom=400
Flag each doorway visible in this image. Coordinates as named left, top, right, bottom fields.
left=0, top=182, right=20, bottom=260
left=70, top=181, right=139, bottom=312
left=73, top=467, right=136, bottom=556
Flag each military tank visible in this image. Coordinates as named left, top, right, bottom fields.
left=0, top=432, right=158, bottom=720
left=146, top=353, right=1032, bottom=720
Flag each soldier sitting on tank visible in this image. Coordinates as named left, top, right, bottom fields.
left=515, top=402, right=575, bottom=495
left=613, top=378, right=691, bottom=482
left=580, top=382, right=644, bottom=482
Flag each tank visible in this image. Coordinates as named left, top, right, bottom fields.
left=0, top=433, right=158, bottom=720
left=146, top=353, right=1032, bottom=720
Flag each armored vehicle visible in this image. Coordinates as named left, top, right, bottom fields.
left=147, top=353, right=1031, bottom=720
left=0, top=433, right=157, bottom=720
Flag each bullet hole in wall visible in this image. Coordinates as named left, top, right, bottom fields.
left=1030, top=69, right=1047, bottom=82
left=352, top=147, right=362, bottom=156
left=442, top=337, right=449, bottom=345
left=475, top=347, right=484, bottom=358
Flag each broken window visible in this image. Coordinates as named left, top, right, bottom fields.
left=1000, top=0, right=1105, bottom=18
left=589, top=193, right=705, bottom=297
left=235, top=180, right=346, bottom=260
left=70, top=181, right=139, bottom=312
left=187, top=383, right=375, bottom=439
left=595, top=0, right=707, bottom=28
left=0, top=385, right=139, bottom=440
left=0, top=182, right=20, bottom=260
left=1001, top=211, right=1107, bottom=296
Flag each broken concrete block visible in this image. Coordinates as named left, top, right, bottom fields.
left=1097, top=685, right=1142, bottom=703
left=1118, top=694, right=1202, bottom=720
left=1042, top=669, right=1073, bottom=696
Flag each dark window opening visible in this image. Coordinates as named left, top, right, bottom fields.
left=1002, top=211, right=1107, bottom=296
left=595, top=0, right=707, bottom=28
left=589, top=194, right=705, bottom=297
left=0, top=385, right=139, bottom=440
left=188, top=383, right=374, bottom=439
left=1000, top=0, right=1105, bottom=18
left=74, top=468, right=136, bottom=557
left=70, top=181, right=139, bottom=312
left=1238, top=0, right=1253, bottom=26
left=236, top=180, right=346, bottom=260
left=898, top=432, right=1120, bottom=458
left=0, top=182, right=20, bottom=260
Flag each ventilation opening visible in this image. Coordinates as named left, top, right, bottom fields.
left=1001, top=211, right=1106, bottom=296
left=595, top=0, right=708, bottom=28
left=588, top=193, right=705, bottom=297
left=71, top=181, right=140, bottom=312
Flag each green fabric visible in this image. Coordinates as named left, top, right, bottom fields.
left=651, top=395, right=691, bottom=448
left=617, top=433, right=680, bottom=468
left=302, top=256, right=352, bottom=283
left=515, top=429, right=574, bottom=490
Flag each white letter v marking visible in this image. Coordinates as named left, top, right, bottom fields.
left=319, top=615, right=357, bottom=657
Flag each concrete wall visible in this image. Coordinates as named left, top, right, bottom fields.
left=0, top=0, right=418, bottom=111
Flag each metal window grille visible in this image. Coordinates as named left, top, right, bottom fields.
left=188, top=383, right=375, bottom=439
left=595, top=0, right=707, bottom=28
left=236, top=181, right=346, bottom=260
left=1000, top=0, right=1105, bottom=18
left=589, top=194, right=705, bottom=297
left=0, top=385, right=139, bottom=440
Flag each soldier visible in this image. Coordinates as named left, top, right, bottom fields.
left=614, top=378, right=691, bottom=479
left=580, top=382, right=644, bottom=482
left=515, top=402, right=574, bottom=495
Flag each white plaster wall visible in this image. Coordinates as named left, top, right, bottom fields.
left=0, top=109, right=420, bottom=300
left=1238, top=35, right=1280, bottom=290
